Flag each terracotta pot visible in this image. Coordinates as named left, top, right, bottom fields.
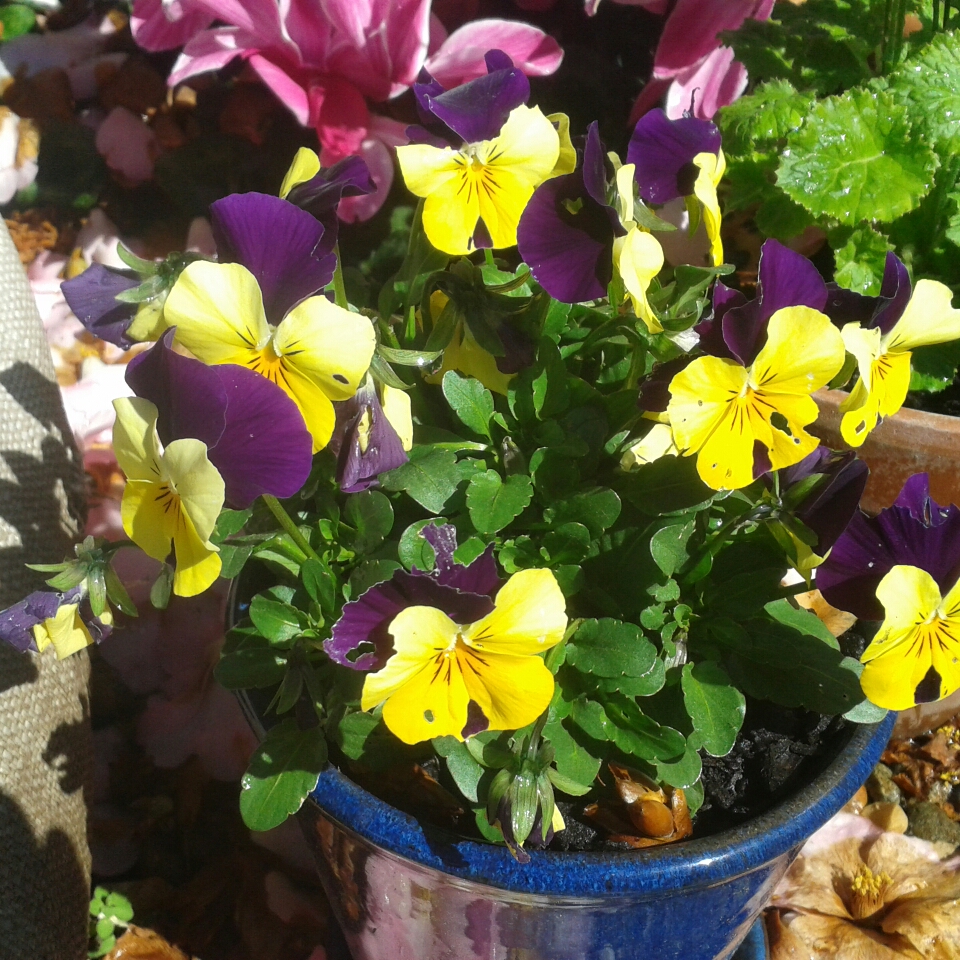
left=812, top=389, right=960, bottom=515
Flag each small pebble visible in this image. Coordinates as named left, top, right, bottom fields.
left=842, top=786, right=868, bottom=814
left=930, top=840, right=959, bottom=859
left=865, top=763, right=901, bottom=805
left=861, top=801, right=908, bottom=834
left=927, top=779, right=953, bottom=805
left=906, top=801, right=960, bottom=846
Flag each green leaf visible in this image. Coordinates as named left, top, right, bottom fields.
left=617, top=456, right=714, bottom=515
left=348, top=559, right=403, bottom=598
left=0, top=4, right=35, bottom=40
left=333, top=711, right=381, bottom=760
left=380, top=447, right=460, bottom=513
left=466, top=470, right=533, bottom=534
left=213, top=508, right=253, bottom=541
left=594, top=658, right=666, bottom=698
left=342, top=490, right=394, bottom=553
left=540, top=522, right=593, bottom=564
left=779, top=89, right=938, bottom=225
left=655, top=740, right=703, bottom=790
left=301, top=557, right=337, bottom=614
left=543, top=715, right=602, bottom=787
left=543, top=488, right=621, bottom=537
left=104, top=563, right=137, bottom=618
left=215, top=641, right=287, bottom=689
left=566, top=618, right=657, bottom=678
left=398, top=519, right=437, bottom=571
left=649, top=521, right=695, bottom=577
left=249, top=595, right=302, bottom=645
left=240, top=719, right=327, bottom=831
left=442, top=370, right=494, bottom=439
left=150, top=564, right=173, bottom=610
left=531, top=339, right=570, bottom=420
left=718, top=80, right=811, bottom=155
left=829, top=224, right=891, bottom=295
left=889, top=31, right=960, bottom=155
left=681, top=662, right=745, bottom=758
left=434, top=736, right=483, bottom=803
left=219, top=543, right=253, bottom=579
left=764, top=598, right=839, bottom=649
left=910, top=339, right=960, bottom=394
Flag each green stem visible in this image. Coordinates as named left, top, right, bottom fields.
left=261, top=494, right=321, bottom=562
left=332, top=243, right=349, bottom=310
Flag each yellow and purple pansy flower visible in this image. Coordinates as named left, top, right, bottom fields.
left=666, top=240, right=845, bottom=490
left=397, top=51, right=566, bottom=255
left=824, top=253, right=960, bottom=447
left=163, top=192, right=377, bottom=452
left=61, top=263, right=143, bottom=348
left=327, top=524, right=567, bottom=744
left=627, top=108, right=725, bottom=267
left=0, top=587, right=111, bottom=658
left=819, top=474, right=960, bottom=709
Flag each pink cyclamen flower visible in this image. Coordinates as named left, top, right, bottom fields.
left=160, top=0, right=563, bottom=219
left=632, top=0, right=774, bottom=121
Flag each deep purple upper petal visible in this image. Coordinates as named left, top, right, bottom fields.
left=696, top=282, right=748, bottom=360
left=285, top=156, right=376, bottom=256
left=420, top=51, right=529, bottom=144
left=418, top=523, right=501, bottom=595
left=824, top=284, right=875, bottom=327
left=326, top=572, right=495, bottom=671
left=518, top=172, right=617, bottom=303
left=871, top=252, right=911, bottom=335
left=61, top=264, right=138, bottom=348
left=582, top=122, right=608, bottom=208
left=721, top=240, right=828, bottom=366
left=330, top=384, right=408, bottom=494
left=794, top=452, right=869, bottom=553
left=818, top=474, right=960, bottom=619
left=0, top=588, right=81, bottom=653
left=126, top=330, right=312, bottom=508
left=413, top=67, right=446, bottom=125
left=627, top=109, right=721, bottom=205
left=210, top=193, right=335, bottom=325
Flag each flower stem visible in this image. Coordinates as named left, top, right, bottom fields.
left=261, top=494, right=322, bottom=563
left=332, top=243, right=349, bottom=310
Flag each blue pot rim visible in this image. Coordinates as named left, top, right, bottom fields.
left=301, top=711, right=894, bottom=897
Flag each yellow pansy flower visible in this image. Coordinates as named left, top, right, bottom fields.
left=692, top=150, right=726, bottom=268
left=667, top=306, right=845, bottom=490
left=861, top=564, right=960, bottom=710
left=361, top=569, right=567, bottom=745
left=33, top=604, right=99, bottom=659
left=113, top=397, right=224, bottom=597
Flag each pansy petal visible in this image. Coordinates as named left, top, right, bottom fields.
left=693, top=150, right=724, bottom=267
left=380, top=653, right=470, bottom=744
left=36, top=604, right=94, bottom=660
left=488, top=105, right=560, bottom=187
left=210, top=193, right=335, bottom=325
left=617, top=227, right=665, bottom=333
left=166, top=262, right=269, bottom=364
left=279, top=147, right=321, bottom=198
left=272, top=365, right=337, bottom=453
left=886, top=279, right=960, bottom=353
left=162, top=437, right=224, bottom=544
left=170, top=530, right=222, bottom=598
left=871, top=251, right=912, bottom=335
left=668, top=356, right=748, bottom=454
left=751, top=307, right=845, bottom=395
left=121, top=480, right=177, bottom=562
left=112, top=397, right=163, bottom=481
left=460, top=647, right=555, bottom=732
left=60, top=264, right=137, bottom=348
left=627, top=109, right=721, bottom=205
left=581, top=121, right=608, bottom=207
left=463, top=569, right=566, bottom=656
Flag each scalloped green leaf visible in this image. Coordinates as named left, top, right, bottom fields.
left=566, top=618, right=658, bottom=678
left=466, top=470, right=533, bottom=534
left=681, top=661, right=745, bottom=758
left=829, top=224, right=891, bottom=295
left=380, top=447, right=460, bottom=513
left=779, top=89, right=938, bottom=225
left=718, top=80, right=811, bottom=155
left=442, top=370, right=494, bottom=439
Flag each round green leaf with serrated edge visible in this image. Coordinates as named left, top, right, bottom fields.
left=681, top=661, right=745, bottom=758
left=655, top=740, right=703, bottom=789
left=240, top=718, right=327, bottom=831
left=466, top=470, right=533, bottom=534
left=249, top=595, right=302, bottom=645
left=830, top=224, right=890, bottom=295
left=343, top=489, right=394, bottom=553
left=566, top=618, right=657, bottom=678
left=649, top=521, right=694, bottom=577
left=779, top=89, right=937, bottom=225
left=890, top=32, right=960, bottom=155
left=380, top=447, right=460, bottom=513
left=398, top=519, right=436, bottom=571
left=442, top=370, right=494, bottom=438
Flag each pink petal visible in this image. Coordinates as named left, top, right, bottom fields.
left=131, top=0, right=215, bottom=52
left=309, top=75, right=370, bottom=157
left=628, top=76, right=672, bottom=125
left=317, top=0, right=375, bottom=52
left=588, top=0, right=669, bottom=11
left=334, top=122, right=403, bottom=223
left=664, top=46, right=747, bottom=119
left=169, top=27, right=254, bottom=88
left=247, top=52, right=311, bottom=124
left=95, top=106, right=158, bottom=182
left=283, top=0, right=334, bottom=68
left=653, top=0, right=773, bottom=77
left=193, top=0, right=287, bottom=42
left=427, top=11, right=447, bottom=55
left=424, top=18, right=563, bottom=87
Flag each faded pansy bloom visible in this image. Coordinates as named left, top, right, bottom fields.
left=667, top=306, right=845, bottom=490
left=278, top=148, right=376, bottom=251
left=125, top=330, right=313, bottom=508
left=328, top=375, right=412, bottom=493
left=398, top=51, right=562, bottom=255
left=33, top=601, right=111, bottom=659
left=164, top=194, right=376, bottom=452
left=627, top=109, right=725, bottom=266
left=0, top=586, right=109, bottom=656
left=830, top=254, right=960, bottom=446
left=0, top=106, right=39, bottom=204
left=113, top=397, right=224, bottom=597
left=818, top=474, right=960, bottom=622
left=361, top=566, right=567, bottom=745
left=770, top=811, right=960, bottom=958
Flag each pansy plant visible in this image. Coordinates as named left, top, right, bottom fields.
left=8, top=59, right=960, bottom=858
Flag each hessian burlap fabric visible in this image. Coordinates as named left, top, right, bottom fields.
left=0, top=220, right=90, bottom=960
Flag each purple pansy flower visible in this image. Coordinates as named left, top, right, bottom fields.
left=412, top=50, right=530, bottom=145
left=327, top=377, right=408, bottom=494
left=209, top=192, right=337, bottom=326
left=125, top=329, right=313, bottom=509
left=818, top=474, right=960, bottom=621
left=326, top=523, right=500, bottom=673
left=518, top=122, right=625, bottom=303
left=0, top=587, right=110, bottom=653
left=696, top=239, right=829, bottom=365
left=823, top=251, right=912, bottom=335
left=283, top=155, right=376, bottom=256
left=61, top=264, right=139, bottom=348
left=780, top=448, right=869, bottom=556
left=627, top=108, right=721, bottom=206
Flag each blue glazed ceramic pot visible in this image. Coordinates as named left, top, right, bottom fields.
left=238, top=687, right=893, bottom=960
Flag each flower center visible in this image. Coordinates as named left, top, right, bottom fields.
left=153, top=482, right=184, bottom=526
left=850, top=864, right=893, bottom=920
left=245, top=338, right=294, bottom=392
